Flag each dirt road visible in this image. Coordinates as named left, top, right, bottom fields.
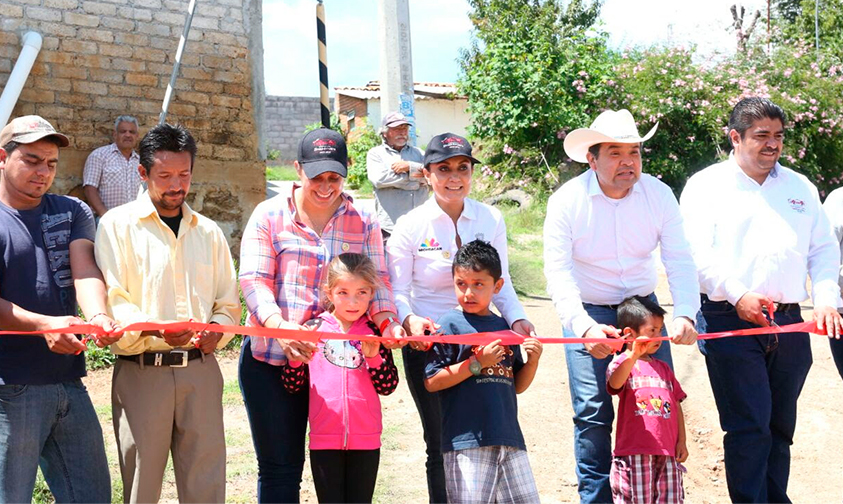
left=82, top=296, right=843, bottom=502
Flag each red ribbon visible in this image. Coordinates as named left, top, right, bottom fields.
left=0, top=320, right=823, bottom=346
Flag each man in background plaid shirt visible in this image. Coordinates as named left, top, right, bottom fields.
left=83, top=115, right=141, bottom=218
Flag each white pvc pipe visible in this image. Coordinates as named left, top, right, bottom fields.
left=0, top=31, right=42, bottom=129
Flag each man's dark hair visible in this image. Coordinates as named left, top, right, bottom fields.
left=617, top=296, right=667, bottom=333
left=451, top=239, right=502, bottom=281
left=728, top=97, right=786, bottom=146
left=138, top=123, right=197, bottom=172
left=2, top=141, right=20, bottom=155
left=3, top=137, right=64, bottom=156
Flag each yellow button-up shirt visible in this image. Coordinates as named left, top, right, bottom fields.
left=94, top=192, right=241, bottom=355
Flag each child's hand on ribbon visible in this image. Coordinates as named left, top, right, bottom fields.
left=361, top=340, right=381, bottom=358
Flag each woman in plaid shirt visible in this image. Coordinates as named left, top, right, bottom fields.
left=238, top=129, right=406, bottom=503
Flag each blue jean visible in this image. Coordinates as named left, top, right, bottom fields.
left=239, top=338, right=309, bottom=503
left=0, top=379, right=111, bottom=503
left=698, top=298, right=811, bottom=503
left=564, top=299, right=673, bottom=504
left=403, top=345, right=448, bottom=503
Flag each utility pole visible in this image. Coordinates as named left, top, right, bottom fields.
left=378, top=0, right=416, bottom=144
left=316, top=0, right=330, bottom=128
left=815, top=0, right=821, bottom=59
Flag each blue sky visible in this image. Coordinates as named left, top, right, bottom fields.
left=263, top=0, right=751, bottom=97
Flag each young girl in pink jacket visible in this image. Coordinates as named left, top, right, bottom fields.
left=281, top=253, right=399, bottom=503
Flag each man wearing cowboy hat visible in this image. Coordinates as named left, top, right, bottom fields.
left=680, top=97, right=842, bottom=503
left=543, top=109, right=700, bottom=503
left=366, top=111, right=428, bottom=243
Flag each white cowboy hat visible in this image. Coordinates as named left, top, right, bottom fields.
left=563, top=109, right=658, bottom=163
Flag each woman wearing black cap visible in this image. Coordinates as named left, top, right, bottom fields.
left=238, top=128, right=407, bottom=503
left=386, top=132, right=536, bottom=503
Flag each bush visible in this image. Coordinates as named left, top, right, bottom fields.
left=346, top=119, right=381, bottom=190
left=85, top=340, right=117, bottom=371
left=304, top=113, right=343, bottom=136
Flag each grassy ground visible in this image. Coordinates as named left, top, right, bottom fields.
left=265, top=164, right=298, bottom=181
left=499, top=199, right=547, bottom=298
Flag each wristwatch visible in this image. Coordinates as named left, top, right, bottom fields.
left=378, top=316, right=399, bottom=335
left=468, top=355, right=482, bottom=376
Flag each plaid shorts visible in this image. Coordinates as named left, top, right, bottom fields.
left=444, top=445, right=539, bottom=504
left=610, top=454, right=685, bottom=504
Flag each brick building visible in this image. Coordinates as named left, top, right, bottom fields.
left=333, top=81, right=470, bottom=145
left=0, top=0, right=266, bottom=253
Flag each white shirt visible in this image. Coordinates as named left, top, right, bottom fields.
left=387, top=196, right=528, bottom=325
left=680, top=155, right=840, bottom=308
left=823, top=187, right=843, bottom=303
left=544, top=170, right=700, bottom=338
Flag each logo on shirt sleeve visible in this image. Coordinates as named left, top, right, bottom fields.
left=418, top=237, right=442, bottom=252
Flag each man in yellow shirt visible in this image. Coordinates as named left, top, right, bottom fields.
left=94, top=124, right=240, bottom=503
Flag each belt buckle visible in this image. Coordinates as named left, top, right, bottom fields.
left=170, top=350, right=189, bottom=368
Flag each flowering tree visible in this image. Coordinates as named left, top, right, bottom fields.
left=459, top=0, right=843, bottom=197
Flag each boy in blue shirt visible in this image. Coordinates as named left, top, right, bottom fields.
left=424, top=240, right=543, bottom=503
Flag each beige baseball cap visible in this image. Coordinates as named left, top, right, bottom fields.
left=0, top=115, right=69, bottom=148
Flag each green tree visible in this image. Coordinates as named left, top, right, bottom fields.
left=774, top=0, right=843, bottom=59
left=459, top=0, right=615, bottom=187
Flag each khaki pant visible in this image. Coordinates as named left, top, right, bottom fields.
left=112, top=354, right=226, bottom=503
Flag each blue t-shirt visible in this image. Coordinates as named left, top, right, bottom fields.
left=424, top=309, right=526, bottom=452
left=0, top=194, right=96, bottom=385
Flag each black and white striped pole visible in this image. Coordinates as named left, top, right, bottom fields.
left=159, top=0, right=197, bottom=124
left=316, top=0, right=330, bottom=128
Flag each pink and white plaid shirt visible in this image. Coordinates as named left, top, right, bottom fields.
left=82, top=143, right=141, bottom=211
left=239, top=185, right=396, bottom=366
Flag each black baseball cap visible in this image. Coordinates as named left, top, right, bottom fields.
left=423, top=132, right=481, bottom=167
left=297, top=128, right=348, bottom=178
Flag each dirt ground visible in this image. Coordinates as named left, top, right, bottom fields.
left=81, top=288, right=843, bottom=503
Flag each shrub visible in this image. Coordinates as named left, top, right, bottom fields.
left=346, top=118, right=381, bottom=190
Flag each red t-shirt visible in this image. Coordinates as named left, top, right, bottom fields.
left=607, top=353, right=687, bottom=457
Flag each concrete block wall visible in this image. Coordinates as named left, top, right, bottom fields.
left=0, top=0, right=266, bottom=254
left=264, top=95, right=321, bottom=162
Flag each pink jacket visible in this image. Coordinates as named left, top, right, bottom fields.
left=281, top=312, right=399, bottom=450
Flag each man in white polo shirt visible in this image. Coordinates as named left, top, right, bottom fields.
left=544, top=109, right=700, bottom=503
left=680, top=97, right=842, bottom=503
left=83, top=115, right=141, bottom=217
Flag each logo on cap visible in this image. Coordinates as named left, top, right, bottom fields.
left=312, top=138, right=338, bottom=156
left=442, top=137, right=465, bottom=149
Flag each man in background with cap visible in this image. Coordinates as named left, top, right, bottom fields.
left=681, top=97, right=842, bottom=503
left=0, top=115, right=121, bottom=502
left=543, top=109, right=700, bottom=503
left=95, top=123, right=240, bottom=502
left=367, top=111, right=427, bottom=243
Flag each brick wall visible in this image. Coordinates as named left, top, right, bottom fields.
left=0, top=0, right=266, bottom=254
left=264, top=95, right=321, bottom=162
